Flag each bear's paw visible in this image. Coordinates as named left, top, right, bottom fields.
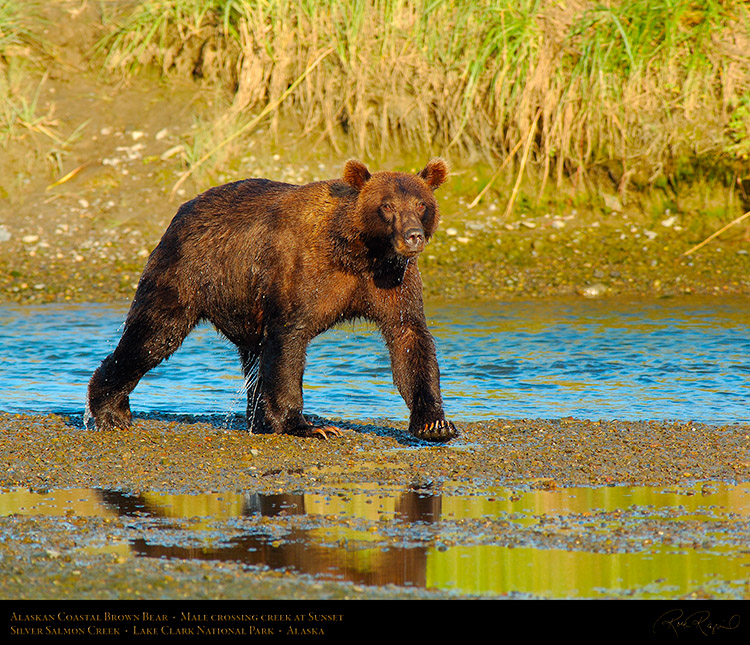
left=412, top=419, right=457, bottom=442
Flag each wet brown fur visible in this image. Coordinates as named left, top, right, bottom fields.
left=86, top=159, right=457, bottom=441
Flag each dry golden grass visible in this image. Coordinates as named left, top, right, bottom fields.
left=98, top=0, right=750, bottom=192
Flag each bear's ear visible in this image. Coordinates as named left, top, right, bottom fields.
left=417, top=158, right=449, bottom=190
left=342, top=159, right=372, bottom=191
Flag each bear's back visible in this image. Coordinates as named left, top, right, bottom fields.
left=181, top=177, right=354, bottom=230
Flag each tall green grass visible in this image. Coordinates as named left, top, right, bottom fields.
left=98, top=0, right=750, bottom=191
left=0, top=0, right=57, bottom=148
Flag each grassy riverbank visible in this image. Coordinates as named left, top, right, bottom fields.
left=95, top=0, right=750, bottom=184
left=1, top=1, right=749, bottom=304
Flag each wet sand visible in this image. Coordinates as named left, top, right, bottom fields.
left=1, top=412, right=747, bottom=600
left=2, top=413, right=747, bottom=493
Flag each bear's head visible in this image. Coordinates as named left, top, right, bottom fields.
left=342, top=158, right=449, bottom=259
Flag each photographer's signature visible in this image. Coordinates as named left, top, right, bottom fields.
left=653, top=609, right=741, bottom=638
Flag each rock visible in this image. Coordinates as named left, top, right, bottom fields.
left=160, top=145, right=184, bottom=161
left=115, top=143, right=146, bottom=160
left=603, top=194, right=623, bottom=212
left=0, top=225, right=10, bottom=242
left=22, top=234, right=39, bottom=244
left=579, top=283, right=608, bottom=298
left=661, top=216, right=677, bottom=227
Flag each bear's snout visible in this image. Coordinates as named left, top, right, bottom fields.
left=403, top=227, right=425, bottom=254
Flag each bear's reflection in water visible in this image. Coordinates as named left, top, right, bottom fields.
left=100, top=488, right=442, bottom=588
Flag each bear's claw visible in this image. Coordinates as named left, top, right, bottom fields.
left=288, top=424, right=343, bottom=439
left=412, top=419, right=457, bottom=442
left=312, top=425, right=343, bottom=439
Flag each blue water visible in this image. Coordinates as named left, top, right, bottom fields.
left=1, top=297, right=748, bottom=423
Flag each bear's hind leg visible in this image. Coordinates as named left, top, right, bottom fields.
left=239, top=348, right=265, bottom=433
left=87, top=354, right=138, bottom=431
left=87, top=309, right=195, bottom=431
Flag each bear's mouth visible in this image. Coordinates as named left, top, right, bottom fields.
left=393, top=242, right=424, bottom=258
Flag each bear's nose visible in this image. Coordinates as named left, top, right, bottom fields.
left=404, top=227, right=425, bottom=252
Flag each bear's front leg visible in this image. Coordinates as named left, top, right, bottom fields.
left=256, top=330, right=343, bottom=439
left=381, top=317, right=458, bottom=442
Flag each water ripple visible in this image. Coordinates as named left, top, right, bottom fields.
left=0, top=297, right=748, bottom=423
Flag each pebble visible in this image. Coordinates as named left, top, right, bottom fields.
left=115, top=143, right=146, bottom=160
left=603, top=194, right=623, bottom=212
left=161, top=145, right=184, bottom=160
left=579, top=283, right=608, bottom=298
left=0, top=225, right=10, bottom=242
left=22, top=235, right=39, bottom=244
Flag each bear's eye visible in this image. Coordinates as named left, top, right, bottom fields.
left=380, top=202, right=396, bottom=221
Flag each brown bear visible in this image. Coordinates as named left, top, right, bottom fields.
left=86, top=158, right=457, bottom=442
